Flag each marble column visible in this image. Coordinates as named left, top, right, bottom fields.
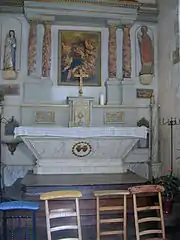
left=123, top=24, right=132, bottom=78
left=108, top=25, right=117, bottom=79
left=42, top=22, right=51, bottom=78
left=28, top=21, right=37, bottom=75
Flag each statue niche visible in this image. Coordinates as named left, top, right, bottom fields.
left=3, top=30, right=18, bottom=80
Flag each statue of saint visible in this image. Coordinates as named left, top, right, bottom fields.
left=3, top=30, right=17, bottom=80
left=3, top=30, right=16, bottom=71
left=137, top=26, right=154, bottom=75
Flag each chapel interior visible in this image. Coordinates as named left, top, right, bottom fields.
left=0, top=0, right=180, bottom=239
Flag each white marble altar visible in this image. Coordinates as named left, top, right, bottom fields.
left=14, top=126, right=147, bottom=174
left=0, top=0, right=160, bottom=186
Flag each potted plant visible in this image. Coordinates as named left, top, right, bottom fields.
left=147, top=169, right=180, bottom=215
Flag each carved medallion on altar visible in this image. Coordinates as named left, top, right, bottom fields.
left=72, top=141, right=92, bottom=157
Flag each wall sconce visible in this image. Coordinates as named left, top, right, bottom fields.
left=2, top=116, right=21, bottom=155
left=3, top=140, right=21, bottom=155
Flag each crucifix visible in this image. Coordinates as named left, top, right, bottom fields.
left=74, top=67, right=88, bottom=96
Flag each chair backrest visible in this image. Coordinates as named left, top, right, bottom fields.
left=0, top=201, right=39, bottom=240
left=40, top=190, right=82, bottom=240
left=93, top=190, right=130, bottom=240
left=128, top=184, right=165, bottom=240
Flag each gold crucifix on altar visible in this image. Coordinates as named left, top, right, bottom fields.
left=74, top=67, right=89, bottom=96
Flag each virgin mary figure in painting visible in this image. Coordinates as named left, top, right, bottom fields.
left=3, top=30, right=17, bottom=80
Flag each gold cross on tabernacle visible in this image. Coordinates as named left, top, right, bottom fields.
left=74, top=68, right=88, bottom=96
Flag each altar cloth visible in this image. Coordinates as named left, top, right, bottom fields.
left=14, top=126, right=147, bottom=139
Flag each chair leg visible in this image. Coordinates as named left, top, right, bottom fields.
left=3, top=211, right=7, bottom=240
left=32, top=211, right=37, bottom=240
left=96, top=197, right=100, bottom=240
left=75, top=198, right=82, bottom=240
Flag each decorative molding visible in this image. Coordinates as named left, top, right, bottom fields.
left=0, top=0, right=23, bottom=13
left=0, top=1, right=158, bottom=22
left=0, top=103, right=150, bottom=109
left=0, top=84, right=20, bottom=96
left=24, top=0, right=139, bottom=22
left=35, top=111, right=55, bottom=124
left=136, top=88, right=153, bottom=99
left=104, top=111, right=124, bottom=124
left=25, top=0, right=140, bottom=8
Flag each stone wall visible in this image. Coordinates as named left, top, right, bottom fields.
left=158, top=0, right=180, bottom=176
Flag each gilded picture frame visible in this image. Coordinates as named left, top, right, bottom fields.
left=58, top=30, right=101, bottom=86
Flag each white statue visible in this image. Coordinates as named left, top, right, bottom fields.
left=3, top=30, right=17, bottom=80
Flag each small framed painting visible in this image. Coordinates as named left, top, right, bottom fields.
left=58, top=30, right=101, bottom=86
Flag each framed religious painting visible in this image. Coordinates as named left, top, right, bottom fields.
left=58, top=30, right=101, bottom=86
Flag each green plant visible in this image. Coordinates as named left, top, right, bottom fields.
left=147, top=169, right=180, bottom=200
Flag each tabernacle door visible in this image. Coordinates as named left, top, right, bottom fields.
left=67, top=96, right=94, bottom=127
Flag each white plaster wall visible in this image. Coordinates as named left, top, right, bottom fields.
left=0, top=14, right=32, bottom=186
left=158, top=0, right=180, bottom=175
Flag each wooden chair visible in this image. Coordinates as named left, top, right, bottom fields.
left=93, top=190, right=130, bottom=240
left=0, top=200, right=39, bottom=240
left=128, top=184, right=166, bottom=240
left=40, top=190, right=82, bottom=240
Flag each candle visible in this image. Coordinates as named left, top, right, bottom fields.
left=100, top=94, right=104, bottom=105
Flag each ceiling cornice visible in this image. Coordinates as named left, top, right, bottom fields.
left=0, top=0, right=158, bottom=23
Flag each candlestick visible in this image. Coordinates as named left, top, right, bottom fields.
left=100, top=94, right=104, bottom=105
left=161, top=117, right=180, bottom=171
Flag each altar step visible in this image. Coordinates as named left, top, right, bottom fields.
left=15, top=171, right=149, bottom=228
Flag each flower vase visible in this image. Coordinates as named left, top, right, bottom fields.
left=163, top=198, right=173, bottom=215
